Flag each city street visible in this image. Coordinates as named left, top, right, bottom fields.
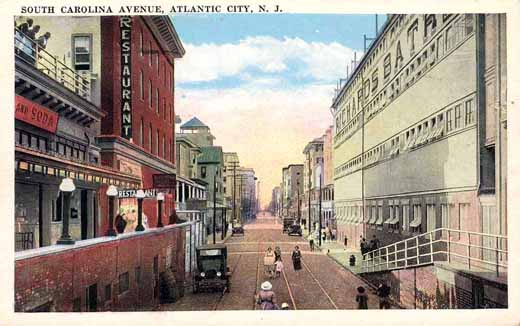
left=161, top=212, right=381, bottom=310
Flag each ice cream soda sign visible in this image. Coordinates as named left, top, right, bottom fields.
left=15, top=95, right=59, bottom=133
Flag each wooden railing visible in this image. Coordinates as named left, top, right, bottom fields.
left=14, top=28, right=91, bottom=99
left=361, top=228, right=507, bottom=277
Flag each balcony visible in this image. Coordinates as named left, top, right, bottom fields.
left=15, top=28, right=91, bottom=100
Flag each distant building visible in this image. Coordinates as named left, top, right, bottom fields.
left=302, top=137, right=324, bottom=230
left=281, top=164, right=303, bottom=221
left=223, top=152, right=241, bottom=223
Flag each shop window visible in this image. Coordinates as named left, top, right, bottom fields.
left=402, top=205, right=409, bottom=231
left=139, top=31, right=143, bottom=57
left=465, top=99, right=475, bottom=125
left=73, top=298, right=81, bottom=312
left=156, top=89, right=159, bottom=114
left=148, top=80, right=152, bottom=108
left=140, top=70, right=144, bottom=100
left=53, top=193, right=62, bottom=222
left=118, top=272, right=129, bottom=294
left=72, top=35, right=91, bottom=71
left=446, top=109, right=453, bottom=132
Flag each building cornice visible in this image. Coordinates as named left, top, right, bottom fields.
left=143, top=16, right=186, bottom=60
left=96, top=135, right=176, bottom=174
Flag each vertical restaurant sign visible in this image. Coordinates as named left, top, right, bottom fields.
left=15, top=95, right=59, bottom=133
left=120, top=16, right=132, bottom=140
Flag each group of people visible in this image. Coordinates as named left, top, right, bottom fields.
left=263, top=245, right=303, bottom=278
left=256, top=245, right=304, bottom=310
left=15, top=18, right=52, bottom=55
left=360, top=235, right=381, bottom=258
left=355, top=282, right=392, bottom=309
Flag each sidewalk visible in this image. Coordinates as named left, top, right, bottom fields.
left=302, top=228, right=364, bottom=274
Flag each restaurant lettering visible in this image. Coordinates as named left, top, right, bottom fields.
left=120, top=16, right=132, bottom=140
left=15, top=95, right=59, bottom=133
left=118, top=188, right=159, bottom=199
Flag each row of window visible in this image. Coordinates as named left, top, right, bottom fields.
left=139, top=71, right=174, bottom=124
left=138, top=119, right=173, bottom=161
left=139, top=29, right=173, bottom=89
left=336, top=201, right=470, bottom=236
left=72, top=256, right=159, bottom=311
left=335, top=14, right=474, bottom=144
left=334, top=96, right=475, bottom=178
left=15, top=129, right=91, bottom=163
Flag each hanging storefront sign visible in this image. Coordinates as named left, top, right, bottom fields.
left=15, top=95, right=59, bottom=133
left=120, top=16, right=132, bottom=140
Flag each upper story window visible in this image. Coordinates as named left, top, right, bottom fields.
left=156, top=89, right=159, bottom=113
left=148, top=80, right=152, bottom=108
left=140, top=118, right=144, bottom=146
left=148, top=41, right=152, bottom=66
left=139, top=31, right=143, bottom=57
left=73, top=35, right=91, bottom=71
left=140, top=70, right=144, bottom=100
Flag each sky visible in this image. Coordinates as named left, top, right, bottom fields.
left=171, top=14, right=386, bottom=208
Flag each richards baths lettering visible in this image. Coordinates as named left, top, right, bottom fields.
left=120, top=16, right=132, bottom=140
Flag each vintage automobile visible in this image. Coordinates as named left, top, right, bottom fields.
left=287, top=224, right=303, bottom=236
left=282, top=218, right=296, bottom=233
left=232, top=225, right=244, bottom=236
left=193, top=244, right=231, bottom=293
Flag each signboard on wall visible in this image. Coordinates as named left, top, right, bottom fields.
left=153, top=174, right=177, bottom=188
left=118, top=188, right=159, bottom=199
left=120, top=16, right=132, bottom=140
left=15, top=95, right=59, bottom=133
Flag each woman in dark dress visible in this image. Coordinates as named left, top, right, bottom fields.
left=291, top=246, right=302, bottom=270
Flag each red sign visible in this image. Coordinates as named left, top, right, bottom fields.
left=15, top=95, right=59, bottom=133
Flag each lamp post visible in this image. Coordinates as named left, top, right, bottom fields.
left=296, top=172, right=301, bottom=224
left=318, top=171, right=323, bottom=247
left=57, top=177, right=76, bottom=245
left=157, top=192, right=164, bottom=227
left=106, top=185, right=118, bottom=236
left=135, top=189, right=146, bottom=232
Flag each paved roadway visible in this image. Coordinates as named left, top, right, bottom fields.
left=160, top=211, right=381, bottom=310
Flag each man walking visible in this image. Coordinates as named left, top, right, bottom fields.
left=309, top=238, right=314, bottom=251
left=377, top=282, right=391, bottom=309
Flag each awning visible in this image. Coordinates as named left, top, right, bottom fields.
left=410, top=216, right=422, bottom=228
left=385, top=216, right=400, bottom=225
left=375, top=215, right=384, bottom=225
left=368, top=215, right=377, bottom=224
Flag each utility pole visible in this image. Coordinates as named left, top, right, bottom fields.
left=308, top=152, right=312, bottom=232
left=230, top=161, right=239, bottom=228
left=212, top=174, right=216, bottom=244
left=318, top=171, right=323, bottom=247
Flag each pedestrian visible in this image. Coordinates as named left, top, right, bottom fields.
left=264, top=247, right=276, bottom=278
left=324, top=226, right=329, bottom=241
left=17, top=18, right=33, bottom=34
left=274, top=246, right=282, bottom=262
left=115, top=212, right=127, bottom=234
left=25, top=25, right=40, bottom=40
left=372, top=235, right=380, bottom=250
left=36, top=32, right=51, bottom=50
left=256, top=281, right=278, bottom=310
left=377, top=282, right=391, bottom=309
left=360, top=237, right=367, bottom=259
left=356, top=286, right=369, bottom=309
left=309, top=238, right=314, bottom=251
left=332, top=228, right=337, bottom=241
left=344, top=235, right=348, bottom=246
left=291, top=246, right=302, bottom=271
left=275, top=259, right=284, bottom=278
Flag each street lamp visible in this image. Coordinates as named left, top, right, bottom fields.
left=296, top=172, right=301, bottom=224
left=106, top=185, right=118, bottom=236
left=57, top=177, right=76, bottom=245
left=157, top=192, right=164, bottom=228
left=135, top=189, right=146, bottom=232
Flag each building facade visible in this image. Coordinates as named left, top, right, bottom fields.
left=302, top=138, right=324, bottom=230
left=331, top=14, right=507, bottom=307
left=223, top=152, right=241, bottom=223
left=281, top=164, right=303, bottom=221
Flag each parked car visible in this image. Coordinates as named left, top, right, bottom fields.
left=232, top=225, right=244, bottom=236
left=282, top=218, right=296, bottom=233
left=193, top=244, right=231, bottom=293
left=287, top=224, right=302, bottom=236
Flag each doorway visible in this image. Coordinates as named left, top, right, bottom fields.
left=86, top=283, right=98, bottom=312
left=81, top=190, right=88, bottom=240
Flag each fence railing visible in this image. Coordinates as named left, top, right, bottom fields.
left=361, top=228, right=507, bottom=277
left=14, top=28, right=91, bottom=99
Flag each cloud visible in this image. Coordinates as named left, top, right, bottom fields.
left=176, top=84, right=335, bottom=206
left=176, top=36, right=359, bottom=84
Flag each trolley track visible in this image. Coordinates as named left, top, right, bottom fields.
left=252, top=242, right=262, bottom=310
left=212, top=254, right=242, bottom=310
left=301, top=259, right=338, bottom=309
